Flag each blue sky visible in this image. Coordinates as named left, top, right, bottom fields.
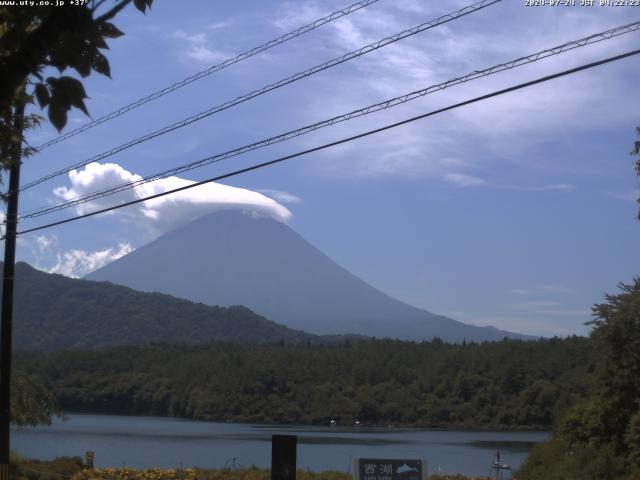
left=9, top=0, right=640, bottom=336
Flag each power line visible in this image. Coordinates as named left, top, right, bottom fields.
left=32, top=0, right=382, bottom=152
left=21, top=0, right=502, bottom=191
left=14, top=47, right=640, bottom=238
left=18, top=20, right=640, bottom=220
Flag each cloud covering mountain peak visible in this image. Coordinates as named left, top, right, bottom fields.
left=53, top=162, right=293, bottom=237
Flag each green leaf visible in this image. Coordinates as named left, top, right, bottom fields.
left=47, top=101, right=67, bottom=132
left=133, top=0, right=146, bottom=12
left=98, top=22, right=124, bottom=39
left=48, top=55, right=67, bottom=73
left=92, top=33, right=109, bottom=50
left=56, top=76, right=88, bottom=100
left=46, top=76, right=90, bottom=120
left=70, top=98, right=89, bottom=117
left=34, top=83, right=50, bottom=108
left=91, top=51, right=111, bottom=78
left=45, top=77, right=59, bottom=89
left=58, top=76, right=89, bottom=115
left=71, top=47, right=92, bottom=77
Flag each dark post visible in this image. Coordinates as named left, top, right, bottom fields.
left=0, top=96, right=25, bottom=480
left=271, top=434, right=296, bottom=480
left=85, top=451, right=95, bottom=469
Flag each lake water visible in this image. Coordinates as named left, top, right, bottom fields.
left=13, top=414, right=548, bottom=477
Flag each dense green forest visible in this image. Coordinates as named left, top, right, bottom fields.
left=17, top=336, right=593, bottom=430
left=4, top=262, right=351, bottom=350
left=516, top=278, right=640, bottom=480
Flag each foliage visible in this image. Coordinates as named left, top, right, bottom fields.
left=4, top=262, right=325, bottom=350
left=516, top=279, right=640, bottom=479
left=634, top=127, right=640, bottom=219
left=16, top=336, right=594, bottom=430
left=625, top=409, right=640, bottom=471
left=0, top=0, right=152, bottom=131
left=11, top=371, right=63, bottom=426
left=70, top=467, right=491, bottom=480
left=5, top=458, right=497, bottom=480
left=429, top=477, right=490, bottom=480
left=10, top=455, right=85, bottom=480
left=71, top=467, right=353, bottom=480
left=7, top=459, right=352, bottom=480
left=515, top=438, right=626, bottom=480
left=0, top=0, right=152, bottom=194
left=72, top=467, right=198, bottom=480
left=589, top=279, right=640, bottom=441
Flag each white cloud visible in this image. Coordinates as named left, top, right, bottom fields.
left=172, top=29, right=230, bottom=63
left=48, top=243, right=134, bottom=278
left=271, top=3, right=324, bottom=31
left=539, top=184, right=577, bottom=192
left=602, top=190, right=638, bottom=203
left=279, top=0, right=640, bottom=180
left=34, top=234, right=56, bottom=254
left=53, top=162, right=292, bottom=238
left=393, top=0, right=429, bottom=15
left=444, top=173, right=487, bottom=188
left=207, top=21, right=231, bottom=31
left=508, top=183, right=577, bottom=192
left=258, top=189, right=302, bottom=204
left=507, top=288, right=535, bottom=296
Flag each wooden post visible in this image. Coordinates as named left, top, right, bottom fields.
left=271, top=434, right=296, bottom=480
left=85, top=451, right=94, bottom=469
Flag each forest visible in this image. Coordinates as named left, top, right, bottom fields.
left=517, top=278, right=640, bottom=479
left=4, top=262, right=330, bottom=350
left=16, top=336, right=594, bottom=430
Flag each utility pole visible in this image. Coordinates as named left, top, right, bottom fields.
left=0, top=94, right=25, bottom=480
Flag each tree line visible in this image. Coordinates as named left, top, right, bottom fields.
left=16, top=336, right=594, bottom=430
left=517, top=278, right=640, bottom=479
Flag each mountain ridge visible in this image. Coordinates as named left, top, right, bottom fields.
left=2, top=261, right=353, bottom=351
left=87, top=210, right=530, bottom=342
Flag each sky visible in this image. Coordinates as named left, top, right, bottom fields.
left=6, top=0, right=640, bottom=337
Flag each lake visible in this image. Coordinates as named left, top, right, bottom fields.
left=13, top=414, right=548, bottom=477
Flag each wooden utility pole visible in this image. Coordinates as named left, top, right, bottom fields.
left=0, top=95, right=25, bottom=480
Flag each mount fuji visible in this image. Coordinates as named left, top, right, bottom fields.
left=86, top=210, right=529, bottom=342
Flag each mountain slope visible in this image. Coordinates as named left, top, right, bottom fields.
left=4, top=262, right=323, bottom=351
left=87, top=210, right=529, bottom=342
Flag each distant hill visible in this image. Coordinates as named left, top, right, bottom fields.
left=87, top=210, right=531, bottom=342
left=3, top=262, right=327, bottom=351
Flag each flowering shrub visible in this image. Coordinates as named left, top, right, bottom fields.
left=70, top=467, right=354, bottom=480
left=72, top=467, right=198, bottom=480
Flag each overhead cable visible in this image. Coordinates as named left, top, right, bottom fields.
left=33, top=0, right=383, bottom=152
left=13, top=47, right=640, bottom=237
left=18, top=20, right=640, bottom=220
left=21, top=0, right=502, bottom=191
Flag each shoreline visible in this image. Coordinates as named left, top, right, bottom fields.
left=51, top=410, right=552, bottom=433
